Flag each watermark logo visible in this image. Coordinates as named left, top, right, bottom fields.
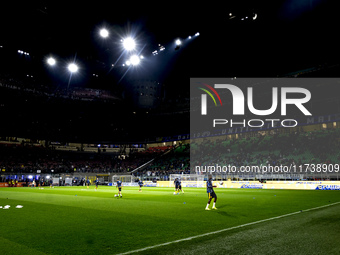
left=198, top=83, right=222, bottom=115
left=200, top=84, right=311, bottom=116
left=198, top=83, right=312, bottom=128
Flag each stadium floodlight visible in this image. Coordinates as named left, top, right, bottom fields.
left=99, top=28, right=109, bottom=38
left=68, top=63, right=78, bottom=73
left=175, top=39, right=182, bottom=50
left=129, top=54, right=140, bottom=66
left=123, top=37, right=136, bottom=51
left=47, top=57, right=56, bottom=66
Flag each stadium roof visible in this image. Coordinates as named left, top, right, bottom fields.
left=0, top=0, right=339, bottom=143
left=1, top=1, right=338, bottom=82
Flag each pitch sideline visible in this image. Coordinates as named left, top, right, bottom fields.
left=118, top=201, right=340, bottom=255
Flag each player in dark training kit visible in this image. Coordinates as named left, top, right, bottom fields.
left=174, top=178, right=179, bottom=194
left=138, top=179, right=143, bottom=192
left=177, top=179, right=184, bottom=193
left=95, top=178, right=99, bottom=190
left=116, top=179, right=122, bottom=198
left=205, top=175, right=217, bottom=210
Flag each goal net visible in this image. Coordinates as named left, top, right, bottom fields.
left=111, top=174, right=139, bottom=186
left=169, top=174, right=205, bottom=188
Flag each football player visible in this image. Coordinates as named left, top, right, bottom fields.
left=205, top=175, right=217, bottom=210
left=178, top=179, right=184, bottom=193
left=116, top=178, right=122, bottom=198
left=138, top=179, right=143, bottom=192
left=95, top=178, right=99, bottom=190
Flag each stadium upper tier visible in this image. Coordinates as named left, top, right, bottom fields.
left=191, top=128, right=340, bottom=169
left=0, top=143, right=187, bottom=175
left=0, top=72, right=190, bottom=142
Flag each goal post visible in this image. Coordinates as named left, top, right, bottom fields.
left=169, top=174, right=204, bottom=188
left=111, top=174, right=139, bottom=186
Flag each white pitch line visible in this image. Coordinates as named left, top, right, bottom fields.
left=117, top=201, right=340, bottom=255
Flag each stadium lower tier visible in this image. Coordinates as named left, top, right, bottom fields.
left=1, top=180, right=339, bottom=190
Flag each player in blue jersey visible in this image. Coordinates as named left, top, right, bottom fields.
left=174, top=178, right=179, bottom=194
left=116, top=178, right=122, bottom=198
left=205, top=175, right=217, bottom=210
left=95, top=178, right=99, bottom=190
left=177, top=179, right=184, bottom=193
left=138, top=179, right=143, bottom=192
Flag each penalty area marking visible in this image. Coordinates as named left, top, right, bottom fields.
left=118, top=201, right=340, bottom=255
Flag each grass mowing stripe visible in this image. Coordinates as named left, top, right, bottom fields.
left=118, top=201, right=340, bottom=255
left=0, top=237, right=46, bottom=255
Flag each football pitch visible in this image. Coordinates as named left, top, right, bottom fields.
left=0, top=186, right=339, bottom=255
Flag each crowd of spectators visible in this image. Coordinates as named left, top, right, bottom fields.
left=0, top=73, right=119, bottom=103
left=0, top=128, right=339, bottom=180
left=133, top=144, right=190, bottom=180
left=192, top=128, right=340, bottom=170
left=0, top=144, right=136, bottom=174
left=0, top=143, right=189, bottom=176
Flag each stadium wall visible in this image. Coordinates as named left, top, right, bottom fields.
left=0, top=182, right=25, bottom=187
left=156, top=181, right=340, bottom=190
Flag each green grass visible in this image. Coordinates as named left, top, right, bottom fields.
left=0, top=186, right=339, bottom=255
